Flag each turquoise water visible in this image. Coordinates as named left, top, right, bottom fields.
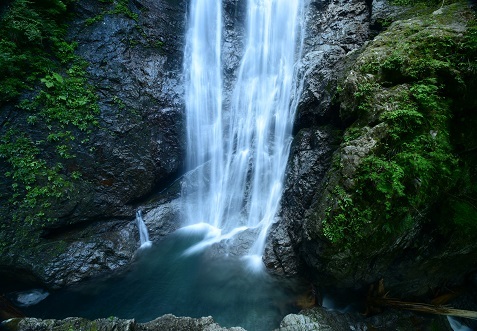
left=22, top=230, right=305, bottom=331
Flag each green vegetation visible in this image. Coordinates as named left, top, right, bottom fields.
left=390, top=0, right=439, bottom=6
left=85, top=0, right=138, bottom=25
left=0, top=0, right=99, bottom=226
left=389, top=0, right=456, bottom=7
left=0, top=130, right=72, bottom=223
left=322, top=4, right=477, bottom=245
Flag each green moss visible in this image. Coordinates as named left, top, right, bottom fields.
left=0, top=0, right=99, bottom=226
left=390, top=0, right=439, bottom=7
left=452, top=200, right=477, bottom=229
left=85, top=0, right=138, bottom=25
left=0, top=130, right=72, bottom=224
left=322, top=3, right=477, bottom=245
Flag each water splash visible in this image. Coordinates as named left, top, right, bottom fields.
left=14, top=289, right=49, bottom=307
left=242, top=255, right=265, bottom=273
left=183, top=0, right=304, bottom=260
left=136, top=210, right=152, bottom=249
left=183, top=226, right=249, bottom=256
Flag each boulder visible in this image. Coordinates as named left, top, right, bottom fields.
left=268, top=1, right=477, bottom=299
left=276, top=306, right=452, bottom=331
left=1, top=315, right=246, bottom=331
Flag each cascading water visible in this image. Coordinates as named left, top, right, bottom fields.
left=136, top=210, right=152, bottom=249
left=13, top=4, right=308, bottom=328
left=183, top=0, right=304, bottom=258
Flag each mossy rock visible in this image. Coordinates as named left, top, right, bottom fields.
left=302, top=1, right=477, bottom=295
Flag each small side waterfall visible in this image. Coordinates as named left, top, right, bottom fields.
left=183, top=0, right=304, bottom=258
left=136, top=210, right=152, bottom=249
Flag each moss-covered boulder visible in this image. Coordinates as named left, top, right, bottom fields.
left=306, top=1, right=477, bottom=295
left=269, top=0, right=477, bottom=298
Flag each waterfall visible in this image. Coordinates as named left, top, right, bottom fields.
left=183, top=0, right=304, bottom=257
left=136, top=210, right=152, bottom=249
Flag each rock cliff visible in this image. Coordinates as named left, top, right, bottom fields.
left=0, top=0, right=187, bottom=288
left=1, top=1, right=476, bottom=329
left=265, top=0, right=477, bottom=302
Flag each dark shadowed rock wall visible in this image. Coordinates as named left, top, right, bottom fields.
left=0, top=0, right=188, bottom=288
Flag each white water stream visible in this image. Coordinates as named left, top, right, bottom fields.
left=183, top=0, right=304, bottom=259
left=136, top=210, right=152, bottom=249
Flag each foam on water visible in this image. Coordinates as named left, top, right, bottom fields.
left=183, top=226, right=250, bottom=256
left=15, top=289, right=49, bottom=307
left=242, top=254, right=265, bottom=273
left=448, top=316, right=475, bottom=331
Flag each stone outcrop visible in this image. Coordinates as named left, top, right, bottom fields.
left=266, top=0, right=477, bottom=301
left=276, top=307, right=453, bottom=331
left=0, top=0, right=187, bottom=288
left=1, top=0, right=477, bottom=329
left=2, top=315, right=246, bottom=331
left=56, top=0, right=187, bottom=223
left=265, top=0, right=373, bottom=276
left=293, top=0, right=371, bottom=131
left=1, top=307, right=456, bottom=331
left=264, top=126, right=341, bottom=275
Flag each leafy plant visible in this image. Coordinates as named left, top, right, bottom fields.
left=0, top=0, right=99, bottom=226
left=0, top=0, right=73, bottom=104
left=0, top=130, right=71, bottom=224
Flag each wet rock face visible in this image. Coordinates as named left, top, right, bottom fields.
left=277, top=307, right=453, bottom=331
left=0, top=0, right=188, bottom=288
left=0, top=0, right=253, bottom=290
left=0, top=179, right=183, bottom=290
left=221, top=0, right=247, bottom=118
left=264, top=126, right=341, bottom=275
left=269, top=0, right=477, bottom=300
left=293, top=0, right=371, bottom=130
left=60, top=0, right=187, bottom=222
left=1, top=0, right=187, bottom=228
left=8, top=198, right=182, bottom=289
left=38, top=220, right=139, bottom=288
left=264, top=0, right=371, bottom=276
